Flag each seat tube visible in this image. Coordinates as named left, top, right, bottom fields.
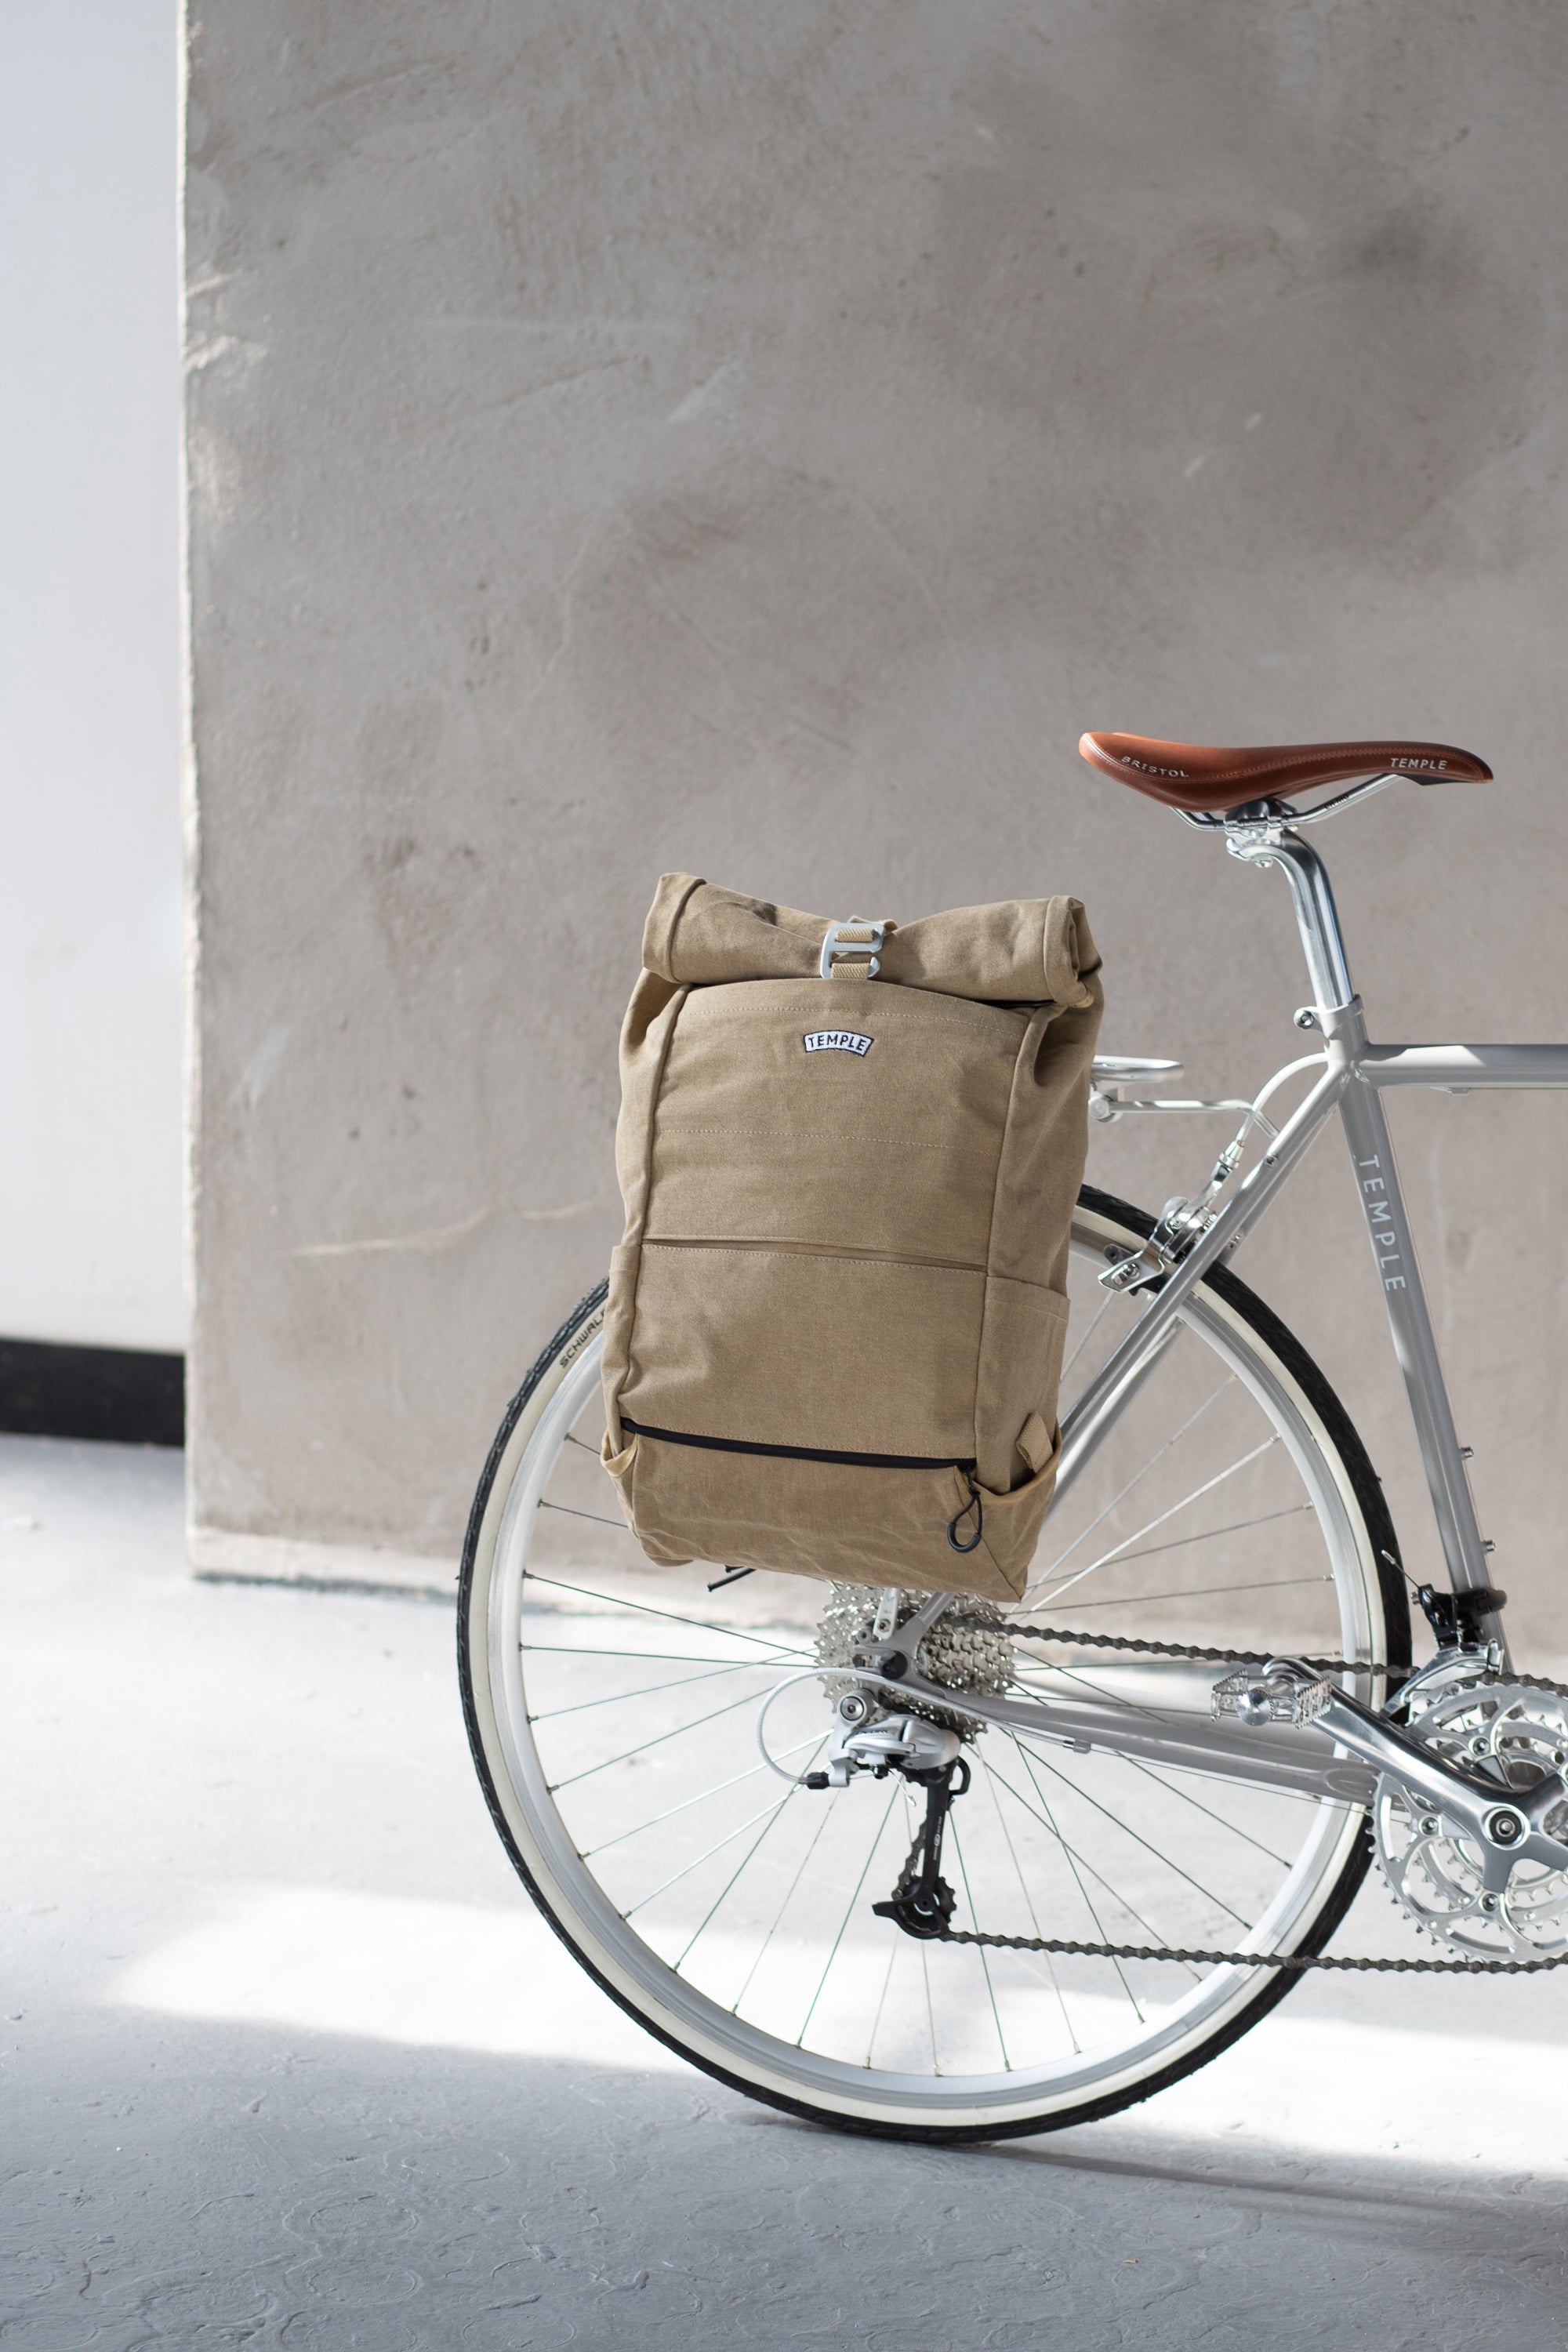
left=1334, top=1066, right=1497, bottom=1615
left=1233, top=825, right=1501, bottom=1640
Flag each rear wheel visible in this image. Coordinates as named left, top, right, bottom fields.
left=459, top=1186, right=1407, bottom=2141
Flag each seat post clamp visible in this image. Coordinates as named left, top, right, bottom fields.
left=819, top=917, right=891, bottom=981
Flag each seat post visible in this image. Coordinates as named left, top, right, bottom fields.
left=1226, top=824, right=1356, bottom=1015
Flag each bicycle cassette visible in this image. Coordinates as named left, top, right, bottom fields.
left=1375, top=1679, right=1568, bottom=1959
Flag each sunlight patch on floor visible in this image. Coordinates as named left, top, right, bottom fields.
left=110, top=1882, right=1568, bottom=2172
left=111, top=1883, right=689, bottom=2071
left=1118, top=2007, right=1568, bottom=2173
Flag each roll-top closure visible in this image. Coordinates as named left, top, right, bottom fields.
left=642, top=873, right=1099, bottom=1008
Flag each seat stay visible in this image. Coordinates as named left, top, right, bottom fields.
left=1053, top=1054, right=1350, bottom=1510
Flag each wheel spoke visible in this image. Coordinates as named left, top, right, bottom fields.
left=730, top=1799, right=837, bottom=2017
left=1064, top=1571, right=1334, bottom=1613
left=625, top=1774, right=821, bottom=1926
left=1035, top=1436, right=1280, bottom=1607
left=998, top=1737, right=1205, bottom=1984
left=1059, top=1290, right=1115, bottom=1387
left=546, top=1682, right=786, bottom=1793
left=794, top=1784, right=902, bottom=2045
left=583, top=1736, right=822, bottom=1860
left=946, top=1811, right=1011, bottom=2071
left=539, top=1498, right=640, bottom=1532
left=1026, top=1373, right=1234, bottom=1594
left=1009, top=1734, right=1250, bottom=1926
left=1009, top=1654, right=1196, bottom=1726
left=864, top=1941, right=899, bottom=2068
left=673, top=1762, right=827, bottom=1968
left=1118, top=1754, right=1293, bottom=1867
left=524, top=1571, right=811, bottom=1657
left=979, top=1751, right=1080, bottom=2051
left=528, top=1657, right=771, bottom=1724
left=1039, top=1500, right=1314, bottom=1580
left=524, top=1642, right=798, bottom=1668
left=995, top=1736, right=1148, bottom=2015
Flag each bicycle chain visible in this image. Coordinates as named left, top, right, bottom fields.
left=978, top=1614, right=1568, bottom=1701
left=917, top=1621, right=1568, bottom=1975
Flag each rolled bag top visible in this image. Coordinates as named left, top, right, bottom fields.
left=641, top=873, right=1101, bottom=1010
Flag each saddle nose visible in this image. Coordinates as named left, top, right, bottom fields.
left=1080, top=731, right=1492, bottom=815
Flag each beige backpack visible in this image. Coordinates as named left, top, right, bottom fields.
left=601, top=875, right=1103, bottom=1602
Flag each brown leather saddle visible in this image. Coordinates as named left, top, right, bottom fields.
left=1079, top=731, right=1491, bottom=815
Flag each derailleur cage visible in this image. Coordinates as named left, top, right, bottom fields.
left=871, top=1757, right=971, bottom=1941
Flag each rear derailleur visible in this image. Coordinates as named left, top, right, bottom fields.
left=802, top=1690, right=971, bottom=1942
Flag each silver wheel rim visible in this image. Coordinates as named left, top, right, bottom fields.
left=463, top=1207, right=1386, bottom=2132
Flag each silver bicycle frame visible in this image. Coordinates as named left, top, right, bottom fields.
left=867, top=798, right=1568, bottom=1798
left=1054, top=808, right=1568, bottom=1664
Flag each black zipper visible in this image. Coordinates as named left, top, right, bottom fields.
left=618, top=1415, right=975, bottom=1473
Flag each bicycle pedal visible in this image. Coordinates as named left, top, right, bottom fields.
left=1212, top=1666, right=1333, bottom=1729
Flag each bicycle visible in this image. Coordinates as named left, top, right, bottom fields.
left=458, top=729, right=1568, bottom=2143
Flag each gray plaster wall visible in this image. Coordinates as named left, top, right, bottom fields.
left=186, top=2, right=1568, bottom=1647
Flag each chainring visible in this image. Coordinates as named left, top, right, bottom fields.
left=1376, top=1678, right=1568, bottom=1960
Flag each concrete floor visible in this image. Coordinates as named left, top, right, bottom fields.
left=4, top=1434, right=1567, bottom=2350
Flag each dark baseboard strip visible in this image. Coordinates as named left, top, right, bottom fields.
left=194, top=1567, right=453, bottom=1605
left=0, top=1338, right=185, bottom=1448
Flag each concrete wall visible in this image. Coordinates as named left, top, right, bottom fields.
left=186, top=2, right=1568, bottom=1649
left=0, top=0, right=183, bottom=1352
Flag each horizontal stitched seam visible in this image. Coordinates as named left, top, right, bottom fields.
left=619, top=1417, right=975, bottom=1472
left=654, top=1128, right=998, bottom=1141
left=643, top=1238, right=985, bottom=1274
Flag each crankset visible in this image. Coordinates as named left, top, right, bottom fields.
left=1222, top=1656, right=1568, bottom=1891
left=1374, top=1676, right=1568, bottom=1960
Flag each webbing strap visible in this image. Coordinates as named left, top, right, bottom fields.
left=818, top=917, right=890, bottom=981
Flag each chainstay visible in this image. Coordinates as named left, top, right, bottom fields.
left=920, top=1624, right=1568, bottom=1973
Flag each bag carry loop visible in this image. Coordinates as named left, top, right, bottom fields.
left=947, top=1470, right=984, bottom=1555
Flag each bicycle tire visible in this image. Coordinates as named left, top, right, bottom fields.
left=459, top=1185, right=1409, bottom=2141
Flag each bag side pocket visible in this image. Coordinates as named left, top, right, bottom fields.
left=973, top=1277, right=1071, bottom=1493
left=601, top=1240, right=641, bottom=1445
left=599, top=1425, right=696, bottom=1567
left=964, top=1447, right=1059, bottom=1602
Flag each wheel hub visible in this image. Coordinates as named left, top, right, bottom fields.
left=814, top=1583, right=1014, bottom=1733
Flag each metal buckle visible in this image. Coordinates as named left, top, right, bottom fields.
left=819, top=917, right=890, bottom=980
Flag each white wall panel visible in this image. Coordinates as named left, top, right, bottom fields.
left=0, top=1, right=183, bottom=1351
